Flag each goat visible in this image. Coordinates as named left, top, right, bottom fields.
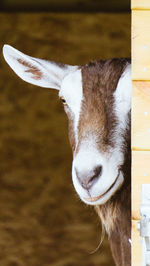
left=3, top=45, right=131, bottom=266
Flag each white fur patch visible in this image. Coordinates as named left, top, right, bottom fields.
left=59, top=69, right=83, bottom=143
left=113, top=64, right=131, bottom=130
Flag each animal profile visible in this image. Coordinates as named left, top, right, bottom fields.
left=3, top=45, right=131, bottom=266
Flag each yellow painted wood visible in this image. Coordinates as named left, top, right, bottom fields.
left=132, top=10, right=150, bottom=80
left=132, top=151, right=150, bottom=265
left=132, top=0, right=150, bottom=10
left=131, top=3, right=150, bottom=265
left=132, top=151, right=150, bottom=220
left=132, top=220, right=142, bottom=266
left=132, top=81, right=150, bottom=150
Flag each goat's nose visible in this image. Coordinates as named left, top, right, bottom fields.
left=75, top=165, right=102, bottom=190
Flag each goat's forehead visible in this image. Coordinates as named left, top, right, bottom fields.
left=59, top=60, right=131, bottom=150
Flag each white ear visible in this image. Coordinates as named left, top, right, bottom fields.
left=3, top=45, right=78, bottom=90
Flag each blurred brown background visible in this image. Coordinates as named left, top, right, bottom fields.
left=0, top=1, right=130, bottom=265
left=1, top=0, right=130, bottom=12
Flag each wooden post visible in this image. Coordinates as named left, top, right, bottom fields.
left=132, top=1, right=150, bottom=265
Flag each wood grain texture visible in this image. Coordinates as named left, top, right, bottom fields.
left=132, top=0, right=150, bottom=10
left=132, top=151, right=150, bottom=220
left=132, top=144, right=150, bottom=263
left=131, top=152, right=150, bottom=264
left=131, top=4, right=150, bottom=265
left=132, top=220, right=142, bottom=266
left=132, top=10, right=150, bottom=80
left=132, top=81, right=150, bottom=150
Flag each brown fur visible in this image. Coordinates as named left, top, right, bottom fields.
left=78, top=59, right=129, bottom=150
left=17, top=59, right=43, bottom=80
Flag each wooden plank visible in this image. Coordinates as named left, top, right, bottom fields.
left=132, top=151, right=150, bottom=265
left=131, top=152, right=150, bottom=264
left=132, top=0, right=150, bottom=10
left=131, top=3, right=150, bottom=265
left=132, top=220, right=142, bottom=266
left=132, top=10, right=150, bottom=80
left=132, top=151, right=150, bottom=220
left=132, top=81, right=150, bottom=150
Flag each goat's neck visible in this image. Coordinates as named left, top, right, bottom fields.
left=95, top=122, right=131, bottom=266
left=96, top=182, right=131, bottom=266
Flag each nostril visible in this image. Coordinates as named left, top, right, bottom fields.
left=75, top=165, right=103, bottom=190
left=94, top=165, right=103, bottom=178
left=89, top=165, right=102, bottom=186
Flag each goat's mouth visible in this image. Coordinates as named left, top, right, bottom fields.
left=84, top=171, right=120, bottom=203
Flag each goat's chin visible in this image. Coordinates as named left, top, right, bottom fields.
left=78, top=172, right=124, bottom=206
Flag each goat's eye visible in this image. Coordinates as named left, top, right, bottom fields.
left=61, top=97, right=67, bottom=105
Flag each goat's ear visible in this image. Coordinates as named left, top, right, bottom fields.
left=3, top=45, right=77, bottom=90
